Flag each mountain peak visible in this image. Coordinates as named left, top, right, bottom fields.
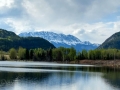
left=19, top=31, right=99, bottom=50
left=19, top=31, right=82, bottom=45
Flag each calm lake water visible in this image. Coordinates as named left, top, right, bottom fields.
left=0, top=61, right=120, bottom=90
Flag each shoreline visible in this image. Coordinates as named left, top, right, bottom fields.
left=1, top=59, right=120, bottom=69
left=52, top=60, right=120, bottom=70
left=69, top=60, right=120, bottom=69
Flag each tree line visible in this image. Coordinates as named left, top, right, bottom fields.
left=0, top=47, right=120, bottom=61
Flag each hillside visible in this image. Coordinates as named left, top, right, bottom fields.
left=0, top=29, right=20, bottom=39
left=19, top=31, right=99, bottom=51
left=98, top=32, right=120, bottom=49
left=0, top=29, right=55, bottom=51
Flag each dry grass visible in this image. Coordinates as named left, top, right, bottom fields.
left=77, top=60, right=120, bottom=68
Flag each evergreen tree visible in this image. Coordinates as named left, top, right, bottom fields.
left=25, top=49, right=29, bottom=60
left=29, top=49, right=34, bottom=60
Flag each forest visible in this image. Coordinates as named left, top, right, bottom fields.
left=0, top=47, right=120, bottom=61
left=0, top=29, right=55, bottom=51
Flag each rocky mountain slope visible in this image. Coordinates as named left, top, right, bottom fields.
left=19, top=31, right=99, bottom=51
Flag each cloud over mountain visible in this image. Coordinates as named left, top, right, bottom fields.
left=0, top=0, right=120, bottom=43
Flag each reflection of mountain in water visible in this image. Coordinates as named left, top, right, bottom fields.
left=103, top=71, right=120, bottom=88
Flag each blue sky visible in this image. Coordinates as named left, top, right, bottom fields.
left=0, top=0, right=120, bottom=44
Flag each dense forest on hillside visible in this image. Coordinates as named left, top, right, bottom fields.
left=0, top=29, right=55, bottom=51
left=98, top=31, right=120, bottom=49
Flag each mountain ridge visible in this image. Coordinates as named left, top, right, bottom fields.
left=0, top=29, right=55, bottom=51
left=19, top=31, right=100, bottom=51
left=98, top=31, right=120, bottom=49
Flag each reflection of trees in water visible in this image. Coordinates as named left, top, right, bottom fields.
left=0, top=66, right=81, bottom=88
left=82, top=66, right=120, bottom=89
left=0, top=66, right=119, bottom=89
left=0, top=72, right=52, bottom=87
left=103, top=71, right=120, bottom=89
left=0, top=71, right=77, bottom=88
left=0, top=69, right=76, bottom=86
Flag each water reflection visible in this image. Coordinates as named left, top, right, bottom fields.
left=0, top=61, right=119, bottom=90
left=103, top=71, right=120, bottom=89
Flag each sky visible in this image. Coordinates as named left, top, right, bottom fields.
left=0, top=0, right=120, bottom=44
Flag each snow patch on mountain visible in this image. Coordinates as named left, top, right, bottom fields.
left=19, top=31, right=98, bottom=46
left=19, top=31, right=100, bottom=50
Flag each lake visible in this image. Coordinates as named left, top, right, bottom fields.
left=0, top=61, right=120, bottom=90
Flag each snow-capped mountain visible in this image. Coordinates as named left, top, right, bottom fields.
left=19, top=31, right=99, bottom=51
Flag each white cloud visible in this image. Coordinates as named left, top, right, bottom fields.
left=0, top=0, right=120, bottom=44
left=22, top=0, right=53, bottom=22
left=70, top=22, right=119, bottom=43
left=0, top=0, right=14, bottom=15
left=0, top=0, right=14, bottom=8
left=84, top=0, right=120, bottom=20
left=5, top=18, right=32, bottom=34
left=114, top=21, right=120, bottom=30
left=2, top=18, right=120, bottom=44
